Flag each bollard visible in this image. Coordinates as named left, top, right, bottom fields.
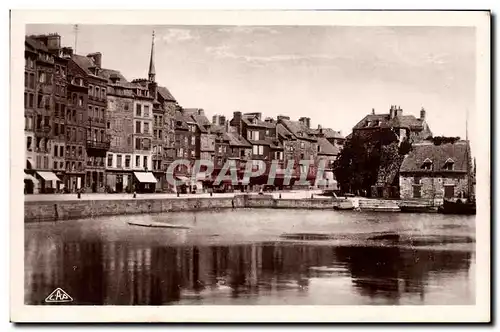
left=177, top=192, right=180, bottom=197
left=210, top=192, right=213, bottom=197
left=77, top=192, right=81, bottom=199
left=311, top=194, right=313, bottom=199
left=133, top=191, right=137, bottom=198
left=279, top=193, right=282, bottom=199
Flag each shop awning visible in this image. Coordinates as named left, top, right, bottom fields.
left=134, top=172, right=158, bottom=183
left=36, top=171, right=61, bottom=182
left=24, top=173, right=38, bottom=183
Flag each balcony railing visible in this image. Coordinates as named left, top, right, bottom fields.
left=86, top=139, right=111, bottom=151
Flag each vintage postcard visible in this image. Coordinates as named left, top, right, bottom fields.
left=10, top=10, right=490, bottom=322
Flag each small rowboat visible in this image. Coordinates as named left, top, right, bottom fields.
left=127, top=220, right=191, bottom=229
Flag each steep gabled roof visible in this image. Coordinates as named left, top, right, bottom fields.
left=242, top=114, right=276, bottom=129
left=25, top=36, right=49, bottom=52
left=353, top=113, right=424, bottom=131
left=317, top=137, right=340, bottom=156
left=98, top=68, right=135, bottom=88
left=309, top=127, right=345, bottom=140
left=276, top=123, right=294, bottom=140
left=158, top=86, right=176, bottom=102
left=226, top=132, right=252, bottom=148
left=280, top=119, right=317, bottom=142
left=400, top=141, right=470, bottom=173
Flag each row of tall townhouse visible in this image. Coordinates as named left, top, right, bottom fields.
left=24, top=31, right=345, bottom=194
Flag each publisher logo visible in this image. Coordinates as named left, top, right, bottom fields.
left=45, top=288, right=73, bottom=303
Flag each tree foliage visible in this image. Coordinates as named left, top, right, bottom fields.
left=333, top=128, right=410, bottom=194
left=425, top=136, right=461, bottom=145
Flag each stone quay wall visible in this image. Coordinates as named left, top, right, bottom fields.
left=24, top=194, right=342, bottom=223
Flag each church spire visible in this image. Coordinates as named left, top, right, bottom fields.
left=148, top=30, right=156, bottom=82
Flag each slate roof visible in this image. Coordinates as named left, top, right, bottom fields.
left=309, top=127, right=345, bottom=140
left=226, top=132, right=252, bottom=148
left=242, top=114, right=276, bottom=129
left=317, top=137, right=340, bottom=156
left=25, top=37, right=49, bottom=52
left=276, top=123, right=294, bottom=140
left=400, top=141, right=470, bottom=173
left=158, top=86, right=176, bottom=102
left=280, top=119, right=317, bottom=141
left=174, top=112, right=193, bottom=130
left=353, top=113, right=424, bottom=131
left=98, top=68, right=135, bottom=88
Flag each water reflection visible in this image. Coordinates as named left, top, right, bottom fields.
left=25, top=239, right=473, bottom=305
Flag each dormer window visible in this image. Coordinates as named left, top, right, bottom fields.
left=422, top=158, right=433, bottom=170
left=375, top=120, right=380, bottom=126
left=443, top=158, right=455, bottom=171
left=366, top=121, right=372, bottom=127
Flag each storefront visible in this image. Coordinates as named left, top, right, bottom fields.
left=35, top=171, right=62, bottom=194
left=133, top=172, right=157, bottom=193
left=24, top=173, right=39, bottom=194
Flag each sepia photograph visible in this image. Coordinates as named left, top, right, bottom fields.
left=10, top=10, right=491, bottom=322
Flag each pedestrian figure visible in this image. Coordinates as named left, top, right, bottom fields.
left=133, top=191, right=137, bottom=198
left=279, top=193, right=282, bottom=199
left=231, top=199, right=235, bottom=209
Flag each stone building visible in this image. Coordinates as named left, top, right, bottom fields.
left=277, top=116, right=318, bottom=186
left=100, top=69, right=135, bottom=193
left=24, top=34, right=68, bottom=193
left=230, top=112, right=284, bottom=186
left=399, top=140, right=472, bottom=201
left=71, top=53, right=110, bottom=192
left=130, top=80, right=156, bottom=192
left=352, top=106, right=433, bottom=144
left=309, top=125, right=345, bottom=152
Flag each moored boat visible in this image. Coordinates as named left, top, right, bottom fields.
left=438, top=198, right=476, bottom=215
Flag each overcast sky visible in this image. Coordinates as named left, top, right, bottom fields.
left=26, top=24, right=476, bottom=150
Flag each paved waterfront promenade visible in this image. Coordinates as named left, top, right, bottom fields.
left=25, top=189, right=327, bottom=202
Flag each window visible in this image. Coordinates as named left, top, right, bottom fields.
left=136, top=104, right=142, bottom=117
left=158, top=130, right=162, bottom=140
left=53, top=123, right=59, bottom=136
left=259, top=145, right=264, bottom=155
left=414, top=176, right=421, bottom=184
left=143, top=156, right=148, bottom=169
left=135, top=138, right=141, bottom=150
left=26, top=136, right=32, bottom=151
left=144, top=105, right=150, bottom=117
left=144, top=122, right=150, bottom=134
left=89, top=85, right=93, bottom=96
left=29, top=93, right=34, bottom=108
left=422, top=158, right=433, bottom=170
left=29, top=73, right=35, bottom=89
left=24, top=72, right=28, bottom=87
left=100, top=109, right=104, bottom=120
left=78, top=96, right=83, bottom=106
left=190, top=150, right=195, bottom=158
left=94, top=107, right=98, bottom=119
left=253, top=145, right=258, bottom=155
left=101, top=88, right=106, bottom=99
left=39, top=71, right=45, bottom=83
left=95, top=87, right=99, bottom=99
left=125, top=155, right=131, bottom=168
left=107, top=121, right=110, bottom=129
left=184, top=137, right=188, bottom=145
left=24, top=93, right=27, bottom=108
left=300, top=141, right=305, bottom=149
left=124, top=103, right=129, bottom=111
left=177, top=148, right=184, bottom=157
left=53, top=161, right=58, bottom=170
left=72, top=146, right=76, bottom=157
left=117, top=155, right=122, bottom=168
left=191, top=136, right=196, bottom=145
left=444, top=158, right=455, bottom=171
left=78, top=146, right=83, bottom=157
left=135, top=156, right=140, bottom=167
left=135, top=121, right=141, bottom=134
left=143, top=138, right=150, bottom=150
left=154, top=130, right=158, bottom=138
left=60, top=146, right=64, bottom=157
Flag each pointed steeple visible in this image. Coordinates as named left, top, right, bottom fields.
left=148, top=30, right=156, bottom=82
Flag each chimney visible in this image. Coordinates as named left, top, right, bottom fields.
left=197, top=109, right=204, bottom=116
left=396, top=106, right=403, bottom=117
left=87, top=52, right=102, bottom=68
left=317, top=124, right=323, bottom=136
left=372, top=108, right=375, bottom=115
left=299, top=117, right=311, bottom=129
left=219, top=115, right=226, bottom=126
left=420, top=107, right=426, bottom=120
left=61, top=47, right=73, bottom=58
left=264, top=117, right=274, bottom=123
left=389, top=105, right=396, bottom=119
left=46, top=34, right=61, bottom=52
left=277, top=115, right=290, bottom=121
